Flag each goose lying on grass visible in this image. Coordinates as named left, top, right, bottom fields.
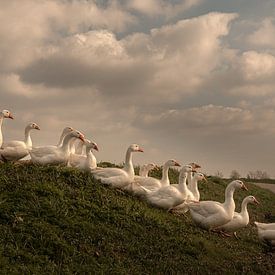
left=91, top=144, right=143, bottom=188
left=68, top=139, right=98, bottom=171
left=30, top=130, right=84, bottom=165
left=140, top=165, right=194, bottom=210
left=0, top=122, right=40, bottom=161
left=138, top=163, right=156, bottom=177
left=188, top=180, right=248, bottom=231
left=255, top=222, right=275, bottom=246
left=125, top=159, right=180, bottom=196
left=172, top=172, right=207, bottom=214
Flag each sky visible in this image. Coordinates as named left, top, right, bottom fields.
left=1, top=0, right=275, bottom=177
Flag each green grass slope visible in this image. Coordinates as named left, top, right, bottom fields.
left=0, top=163, right=274, bottom=274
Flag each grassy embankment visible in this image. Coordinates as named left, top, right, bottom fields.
left=0, top=162, right=274, bottom=274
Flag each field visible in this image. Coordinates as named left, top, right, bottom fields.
left=0, top=162, right=274, bottom=274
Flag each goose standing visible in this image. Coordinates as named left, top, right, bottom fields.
left=68, top=139, right=99, bottom=171
left=0, top=122, right=40, bottom=161
left=140, top=164, right=194, bottom=210
left=91, top=143, right=143, bottom=188
left=216, top=195, right=259, bottom=238
left=0, top=110, right=14, bottom=148
left=30, top=130, right=84, bottom=165
left=126, top=159, right=180, bottom=195
left=188, top=180, right=248, bottom=231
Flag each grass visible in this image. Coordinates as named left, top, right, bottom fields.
left=0, top=162, right=274, bottom=274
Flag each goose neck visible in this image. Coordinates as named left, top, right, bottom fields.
left=223, top=184, right=236, bottom=213
left=124, top=148, right=134, bottom=175
left=24, top=126, right=32, bottom=148
left=61, top=134, right=74, bottom=153
left=178, top=172, right=188, bottom=193
left=240, top=198, right=250, bottom=221
left=86, top=147, right=97, bottom=169
left=0, top=115, right=3, bottom=147
left=160, top=163, right=170, bottom=185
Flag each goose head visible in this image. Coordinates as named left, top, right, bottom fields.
left=129, top=144, right=144, bottom=153
left=70, top=130, right=85, bottom=142
left=63, top=126, right=74, bottom=135
left=145, top=163, right=156, bottom=170
left=2, top=109, right=14, bottom=119
left=230, top=180, right=248, bottom=191
left=165, top=159, right=181, bottom=167
left=179, top=164, right=194, bottom=177
left=194, top=172, right=207, bottom=182
left=85, top=139, right=99, bottom=151
left=246, top=195, right=260, bottom=205
left=28, top=122, right=40, bottom=131
left=189, top=162, right=201, bottom=171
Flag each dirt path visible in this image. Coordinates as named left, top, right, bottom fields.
left=251, top=182, right=275, bottom=194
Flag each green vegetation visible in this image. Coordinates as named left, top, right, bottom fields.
left=0, top=163, right=274, bottom=274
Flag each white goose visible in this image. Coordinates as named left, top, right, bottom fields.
left=139, top=163, right=156, bottom=177
left=57, top=127, right=74, bottom=147
left=68, top=139, right=99, bottom=171
left=0, top=122, right=40, bottom=161
left=140, top=164, right=194, bottom=210
left=216, top=195, right=259, bottom=238
left=30, top=130, right=84, bottom=165
left=0, top=109, right=14, bottom=148
left=188, top=180, right=248, bottom=231
left=255, top=222, right=275, bottom=245
left=126, top=159, right=181, bottom=196
left=91, top=144, right=143, bottom=188
left=172, top=172, right=207, bottom=213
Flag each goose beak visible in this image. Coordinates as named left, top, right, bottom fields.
left=254, top=198, right=260, bottom=205
left=203, top=176, right=208, bottom=182
left=94, top=144, right=99, bottom=152
left=241, top=184, right=248, bottom=191
left=175, top=162, right=181, bottom=167
left=35, top=125, right=40, bottom=130
left=138, top=148, right=144, bottom=152
left=9, top=114, right=14, bottom=119
left=79, top=134, right=85, bottom=142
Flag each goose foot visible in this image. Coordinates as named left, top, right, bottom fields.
left=233, top=232, right=239, bottom=240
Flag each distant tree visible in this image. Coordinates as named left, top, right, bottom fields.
left=214, top=171, right=224, bottom=178
left=230, top=170, right=241, bottom=179
left=247, top=170, right=269, bottom=180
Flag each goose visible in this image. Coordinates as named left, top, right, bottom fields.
left=140, top=164, right=194, bottom=210
left=0, top=109, right=14, bottom=148
left=57, top=127, right=74, bottom=147
left=139, top=163, right=156, bottom=177
left=0, top=122, right=40, bottom=161
left=216, top=195, right=259, bottom=238
left=68, top=139, right=99, bottom=171
left=255, top=222, right=275, bottom=245
left=91, top=144, right=143, bottom=188
left=124, top=159, right=180, bottom=195
left=30, top=130, right=84, bottom=165
left=171, top=172, right=207, bottom=213
left=188, top=180, right=248, bottom=231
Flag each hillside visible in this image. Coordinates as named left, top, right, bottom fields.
left=0, top=163, right=274, bottom=274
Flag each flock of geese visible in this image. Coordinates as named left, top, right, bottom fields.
left=0, top=109, right=274, bottom=246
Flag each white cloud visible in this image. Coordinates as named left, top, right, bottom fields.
left=247, top=18, right=275, bottom=48
left=127, top=0, right=202, bottom=18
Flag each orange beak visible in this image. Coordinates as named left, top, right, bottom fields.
left=203, top=176, right=208, bottom=182
left=35, top=125, right=40, bottom=130
left=241, top=184, right=248, bottom=191
left=79, top=134, right=85, bottom=142
left=138, top=148, right=144, bottom=152
left=175, top=162, right=181, bottom=167
left=9, top=114, right=14, bottom=119
left=93, top=144, right=99, bottom=152
left=254, top=198, right=260, bottom=205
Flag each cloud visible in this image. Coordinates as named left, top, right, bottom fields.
left=127, top=0, right=202, bottom=18
left=246, top=18, right=275, bottom=48
left=19, top=12, right=238, bottom=104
